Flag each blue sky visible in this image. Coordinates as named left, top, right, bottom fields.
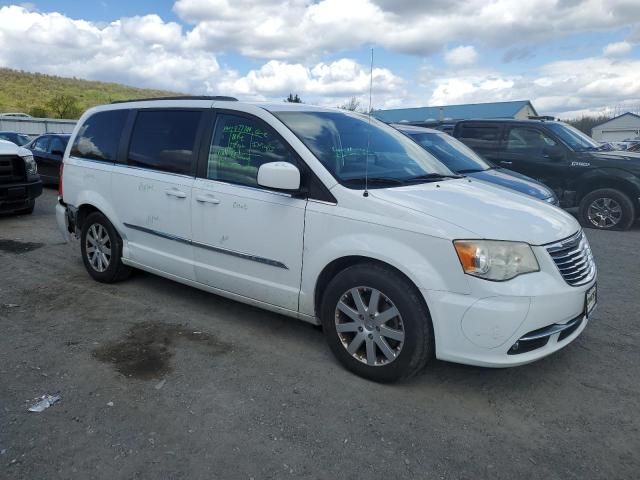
left=1, top=0, right=639, bottom=117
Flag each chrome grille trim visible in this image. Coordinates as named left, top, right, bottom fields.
left=545, top=230, right=596, bottom=286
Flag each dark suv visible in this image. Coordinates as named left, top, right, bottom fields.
left=453, top=119, right=640, bottom=230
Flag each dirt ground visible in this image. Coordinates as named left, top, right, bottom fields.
left=1, top=188, right=639, bottom=479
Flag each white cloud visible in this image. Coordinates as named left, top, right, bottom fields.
left=444, top=46, right=478, bottom=66
left=174, top=0, right=640, bottom=60
left=603, top=41, right=632, bottom=57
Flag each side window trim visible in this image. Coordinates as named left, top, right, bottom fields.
left=123, top=107, right=207, bottom=177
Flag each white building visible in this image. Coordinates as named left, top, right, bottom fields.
left=591, top=113, right=640, bottom=142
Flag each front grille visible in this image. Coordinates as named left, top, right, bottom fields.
left=546, top=231, right=596, bottom=286
left=0, top=155, right=25, bottom=185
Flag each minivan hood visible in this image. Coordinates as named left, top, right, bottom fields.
left=370, top=179, right=579, bottom=245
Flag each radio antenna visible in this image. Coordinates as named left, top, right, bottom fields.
left=364, top=47, right=374, bottom=198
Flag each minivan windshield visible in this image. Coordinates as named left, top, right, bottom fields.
left=546, top=122, right=601, bottom=152
left=404, top=131, right=492, bottom=173
left=274, top=110, right=456, bottom=188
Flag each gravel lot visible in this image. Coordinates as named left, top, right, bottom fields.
left=1, top=187, right=639, bottom=479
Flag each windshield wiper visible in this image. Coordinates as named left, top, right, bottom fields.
left=342, top=177, right=406, bottom=187
left=403, top=173, right=464, bottom=183
left=456, top=168, right=485, bottom=174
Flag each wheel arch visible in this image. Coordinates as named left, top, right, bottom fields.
left=576, top=170, right=640, bottom=209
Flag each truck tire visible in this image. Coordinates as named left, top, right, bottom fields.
left=80, top=212, right=132, bottom=283
left=579, top=188, right=636, bottom=231
left=320, top=263, right=433, bottom=382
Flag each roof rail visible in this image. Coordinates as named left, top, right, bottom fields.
left=528, top=115, right=556, bottom=121
left=111, top=95, right=238, bottom=104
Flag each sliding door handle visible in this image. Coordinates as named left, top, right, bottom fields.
left=165, top=188, right=187, bottom=199
left=196, top=194, right=220, bottom=205
left=500, top=160, right=513, bottom=166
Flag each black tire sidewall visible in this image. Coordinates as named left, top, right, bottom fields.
left=80, top=212, right=125, bottom=282
left=579, top=188, right=636, bottom=231
left=320, top=264, right=433, bottom=382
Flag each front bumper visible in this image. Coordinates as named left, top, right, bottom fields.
left=423, top=244, right=596, bottom=368
left=0, top=178, right=42, bottom=213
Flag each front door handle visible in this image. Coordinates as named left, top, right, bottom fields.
left=165, top=188, right=187, bottom=199
left=196, top=194, right=221, bottom=205
left=500, top=160, right=513, bottom=166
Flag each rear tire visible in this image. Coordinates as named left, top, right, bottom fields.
left=320, top=263, right=433, bottom=382
left=80, top=212, right=132, bottom=283
left=579, top=188, right=636, bottom=231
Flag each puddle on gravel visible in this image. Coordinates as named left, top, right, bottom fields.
left=93, top=322, right=229, bottom=379
left=0, top=238, right=43, bottom=253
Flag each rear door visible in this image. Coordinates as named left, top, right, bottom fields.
left=500, top=126, right=570, bottom=192
left=111, top=109, right=204, bottom=280
left=191, top=110, right=307, bottom=312
left=41, top=136, right=66, bottom=181
left=455, top=123, right=503, bottom=164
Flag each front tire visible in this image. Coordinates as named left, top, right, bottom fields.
left=579, top=188, right=636, bottom=231
left=80, top=212, right=132, bottom=283
left=320, top=263, right=433, bottom=382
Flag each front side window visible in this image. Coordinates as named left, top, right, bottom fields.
left=506, top=127, right=557, bottom=152
left=407, top=131, right=491, bottom=173
left=128, top=110, right=202, bottom=175
left=71, top=110, right=128, bottom=162
left=274, top=110, right=453, bottom=188
left=207, top=114, right=296, bottom=187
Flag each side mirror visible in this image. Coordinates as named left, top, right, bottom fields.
left=257, top=162, right=300, bottom=191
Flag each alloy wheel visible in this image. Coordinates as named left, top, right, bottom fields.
left=334, top=287, right=405, bottom=366
left=85, top=223, right=112, bottom=273
left=587, top=197, right=622, bottom=228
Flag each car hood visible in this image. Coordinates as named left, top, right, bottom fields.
left=370, top=179, right=579, bottom=245
left=468, top=168, right=553, bottom=200
left=0, top=139, right=29, bottom=157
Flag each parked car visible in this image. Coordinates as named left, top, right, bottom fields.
left=57, top=98, right=597, bottom=381
left=0, top=139, right=42, bottom=215
left=0, top=112, right=32, bottom=118
left=25, top=134, right=70, bottom=185
left=393, top=124, right=558, bottom=205
left=453, top=119, right=640, bottom=230
left=0, top=131, right=31, bottom=146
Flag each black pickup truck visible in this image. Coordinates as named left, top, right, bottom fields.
left=0, top=140, right=43, bottom=215
left=452, top=119, right=640, bottom=230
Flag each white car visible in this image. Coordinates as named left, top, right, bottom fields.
left=56, top=97, right=597, bottom=382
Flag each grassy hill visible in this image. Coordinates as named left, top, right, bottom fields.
left=0, top=68, right=181, bottom=119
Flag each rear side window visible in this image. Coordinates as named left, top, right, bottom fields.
left=128, top=110, right=202, bottom=175
left=207, top=114, right=296, bottom=187
left=459, top=125, right=500, bottom=143
left=71, top=110, right=128, bottom=162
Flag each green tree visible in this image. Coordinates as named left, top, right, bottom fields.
left=28, top=106, right=49, bottom=118
left=285, top=93, right=302, bottom=103
left=46, top=93, right=82, bottom=119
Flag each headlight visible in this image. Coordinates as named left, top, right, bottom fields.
left=23, top=154, right=37, bottom=175
left=453, top=240, right=539, bottom=281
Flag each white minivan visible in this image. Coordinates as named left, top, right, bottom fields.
left=57, top=97, right=597, bottom=381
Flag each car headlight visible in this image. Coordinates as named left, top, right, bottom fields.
left=453, top=240, right=540, bottom=281
left=23, top=154, right=37, bottom=175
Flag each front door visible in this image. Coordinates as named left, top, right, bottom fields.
left=499, top=126, right=570, bottom=193
left=192, top=112, right=306, bottom=312
left=112, top=109, right=203, bottom=280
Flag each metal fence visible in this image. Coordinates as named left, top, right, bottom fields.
left=0, top=116, right=76, bottom=137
